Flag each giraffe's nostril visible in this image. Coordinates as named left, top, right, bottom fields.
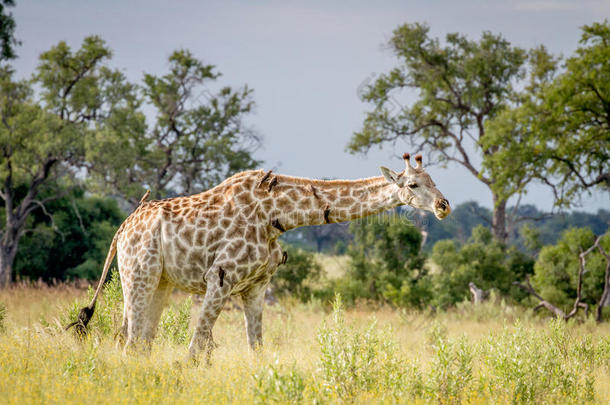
left=435, top=199, right=450, bottom=212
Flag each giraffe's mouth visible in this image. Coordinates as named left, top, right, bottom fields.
left=434, top=198, right=451, bottom=220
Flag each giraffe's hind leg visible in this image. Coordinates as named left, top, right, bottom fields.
left=115, top=304, right=128, bottom=350
left=122, top=261, right=163, bottom=353
left=142, top=279, right=172, bottom=342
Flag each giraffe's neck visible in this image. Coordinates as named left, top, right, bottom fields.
left=268, top=175, right=402, bottom=230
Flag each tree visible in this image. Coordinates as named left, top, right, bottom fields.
left=13, top=187, right=124, bottom=281
left=88, top=49, right=261, bottom=203
left=332, top=214, right=430, bottom=308
left=429, top=225, right=533, bottom=308
left=0, top=36, right=136, bottom=286
left=0, top=0, right=19, bottom=61
left=484, top=20, right=609, bottom=209
left=272, top=243, right=322, bottom=301
left=518, top=228, right=610, bottom=321
left=349, top=23, right=555, bottom=241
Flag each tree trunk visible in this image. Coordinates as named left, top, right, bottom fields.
left=491, top=194, right=508, bottom=242
left=0, top=221, right=21, bottom=288
left=0, top=245, right=17, bottom=288
left=468, top=282, right=488, bottom=304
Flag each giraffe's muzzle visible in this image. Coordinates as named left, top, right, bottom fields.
left=434, top=198, right=451, bottom=220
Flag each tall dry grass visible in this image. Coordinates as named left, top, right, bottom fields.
left=1, top=284, right=609, bottom=404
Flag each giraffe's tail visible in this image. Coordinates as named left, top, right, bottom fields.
left=65, top=233, right=118, bottom=337
left=65, top=190, right=149, bottom=337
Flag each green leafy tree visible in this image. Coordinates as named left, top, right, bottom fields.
left=334, top=214, right=430, bottom=308
left=0, top=36, right=137, bottom=286
left=484, top=20, right=609, bottom=208
left=273, top=243, right=321, bottom=301
left=350, top=23, right=556, bottom=241
left=13, top=187, right=124, bottom=281
left=89, top=49, right=260, bottom=203
left=429, top=225, right=533, bottom=308
left=0, top=0, right=19, bottom=61
left=531, top=228, right=609, bottom=313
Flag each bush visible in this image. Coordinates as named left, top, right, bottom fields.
left=479, top=319, right=597, bottom=403
left=425, top=322, right=473, bottom=404
left=531, top=227, right=609, bottom=312
left=272, top=243, right=321, bottom=301
left=63, top=268, right=124, bottom=336
left=14, top=188, right=125, bottom=281
left=328, top=213, right=431, bottom=308
left=428, top=225, right=534, bottom=308
left=317, top=295, right=405, bottom=401
left=0, top=302, right=6, bottom=334
left=158, top=297, right=192, bottom=345
left=252, top=362, right=306, bottom=404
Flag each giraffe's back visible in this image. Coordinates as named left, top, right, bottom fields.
left=116, top=170, right=274, bottom=294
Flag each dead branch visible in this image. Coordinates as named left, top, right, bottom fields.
left=513, top=277, right=568, bottom=319
left=515, top=233, right=609, bottom=322
left=468, top=282, right=488, bottom=304
left=595, top=234, right=610, bottom=322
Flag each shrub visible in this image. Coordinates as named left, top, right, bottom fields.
left=479, top=319, right=597, bottom=403
left=63, top=268, right=123, bottom=336
left=531, top=227, right=609, bottom=312
left=252, top=362, right=306, bottom=404
left=272, top=243, right=321, bottom=301
left=428, top=225, right=534, bottom=308
left=317, top=294, right=404, bottom=400
left=425, top=322, right=474, bottom=404
left=158, top=297, right=192, bottom=345
left=14, top=189, right=125, bottom=281
left=0, top=302, right=6, bottom=334
left=330, top=213, right=430, bottom=308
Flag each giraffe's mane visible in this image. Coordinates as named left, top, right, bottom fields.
left=222, top=169, right=387, bottom=189
left=273, top=174, right=385, bottom=188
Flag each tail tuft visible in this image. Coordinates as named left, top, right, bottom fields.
left=65, top=303, right=96, bottom=338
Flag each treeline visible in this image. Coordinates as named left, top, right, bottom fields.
left=283, top=202, right=609, bottom=253
left=278, top=215, right=610, bottom=321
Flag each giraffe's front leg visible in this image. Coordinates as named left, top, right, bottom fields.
left=188, top=263, right=233, bottom=364
left=241, top=282, right=268, bottom=350
left=241, top=242, right=284, bottom=350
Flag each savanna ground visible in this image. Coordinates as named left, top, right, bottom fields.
left=1, top=263, right=610, bottom=405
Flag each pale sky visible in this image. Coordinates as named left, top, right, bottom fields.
left=11, top=0, right=610, bottom=212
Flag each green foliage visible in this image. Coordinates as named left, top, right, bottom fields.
left=158, top=297, right=192, bottom=345
left=480, top=320, right=598, bottom=403
left=317, top=295, right=404, bottom=401
left=429, top=225, right=534, bottom=308
left=0, top=0, right=18, bottom=60
left=323, top=217, right=538, bottom=309
left=13, top=188, right=125, bottom=281
left=62, top=269, right=123, bottom=336
left=252, top=362, right=306, bottom=405
left=89, top=48, right=261, bottom=202
left=425, top=323, right=473, bottom=404
left=349, top=22, right=549, bottom=240
left=0, top=301, right=6, bottom=333
left=532, top=228, right=609, bottom=311
left=272, top=243, right=321, bottom=301
left=484, top=20, right=609, bottom=208
left=331, top=214, right=430, bottom=307
left=0, top=35, right=137, bottom=285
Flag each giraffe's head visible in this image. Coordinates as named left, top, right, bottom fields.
left=380, top=153, right=451, bottom=220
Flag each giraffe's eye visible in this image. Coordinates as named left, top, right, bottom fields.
left=407, top=183, right=419, bottom=189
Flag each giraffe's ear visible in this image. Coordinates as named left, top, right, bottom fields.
left=380, top=166, right=400, bottom=184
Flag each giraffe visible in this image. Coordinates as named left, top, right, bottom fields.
left=69, top=153, right=450, bottom=362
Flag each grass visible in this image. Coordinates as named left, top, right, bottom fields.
left=1, top=283, right=610, bottom=404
